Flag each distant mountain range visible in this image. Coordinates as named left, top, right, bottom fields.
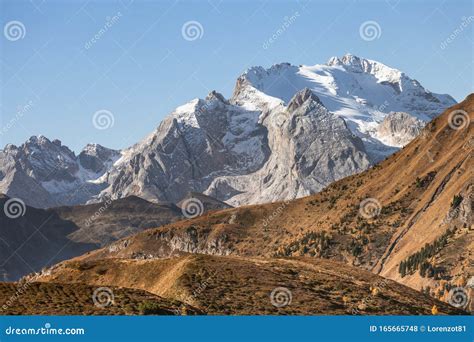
left=0, top=54, right=456, bottom=209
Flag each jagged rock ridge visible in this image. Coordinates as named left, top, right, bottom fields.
left=0, top=54, right=456, bottom=208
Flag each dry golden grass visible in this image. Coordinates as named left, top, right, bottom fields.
left=34, top=254, right=464, bottom=315
left=0, top=281, right=201, bottom=315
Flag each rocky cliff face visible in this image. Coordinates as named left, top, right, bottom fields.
left=94, top=87, right=369, bottom=206
left=375, top=112, right=426, bottom=147
left=0, top=54, right=456, bottom=208
left=0, top=137, right=119, bottom=208
left=204, top=88, right=370, bottom=205
left=93, top=92, right=270, bottom=204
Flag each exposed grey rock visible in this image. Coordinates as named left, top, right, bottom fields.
left=375, top=112, right=426, bottom=147
left=0, top=136, right=119, bottom=208
left=91, top=87, right=370, bottom=207
left=0, top=55, right=456, bottom=208
left=205, top=88, right=371, bottom=205
left=79, top=143, right=120, bottom=174
left=93, top=94, right=270, bottom=204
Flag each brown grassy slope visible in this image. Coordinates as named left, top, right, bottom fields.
left=71, top=95, right=472, bottom=297
left=372, top=96, right=473, bottom=301
left=0, top=281, right=201, bottom=315
left=33, top=254, right=463, bottom=315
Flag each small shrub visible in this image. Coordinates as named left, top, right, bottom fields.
left=138, top=301, right=170, bottom=315
left=451, top=195, right=463, bottom=209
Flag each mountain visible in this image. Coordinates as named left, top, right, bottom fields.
left=233, top=54, right=455, bottom=159
left=94, top=54, right=454, bottom=206
left=239, top=54, right=455, bottom=121
left=0, top=54, right=456, bottom=208
left=31, top=255, right=463, bottom=315
left=0, top=194, right=186, bottom=281
left=60, top=95, right=472, bottom=307
left=0, top=137, right=120, bottom=208
left=0, top=281, right=201, bottom=315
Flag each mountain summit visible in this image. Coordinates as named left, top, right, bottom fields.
left=0, top=55, right=456, bottom=208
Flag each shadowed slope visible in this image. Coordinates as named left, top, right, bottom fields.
left=0, top=195, right=184, bottom=281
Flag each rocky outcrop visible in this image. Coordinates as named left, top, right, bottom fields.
left=106, top=226, right=233, bottom=259
left=205, top=88, right=370, bottom=205
left=0, top=136, right=119, bottom=208
left=376, top=112, right=426, bottom=147
left=78, top=143, right=120, bottom=174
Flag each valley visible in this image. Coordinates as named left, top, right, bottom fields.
left=0, top=57, right=471, bottom=316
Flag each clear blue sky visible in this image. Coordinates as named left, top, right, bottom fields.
left=1, top=0, right=472, bottom=152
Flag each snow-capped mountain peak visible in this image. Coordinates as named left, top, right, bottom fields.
left=0, top=55, right=457, bottom=209
left=232, top=54, right=455, bottom=159
left=327, top=53, right=403, bottom=83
